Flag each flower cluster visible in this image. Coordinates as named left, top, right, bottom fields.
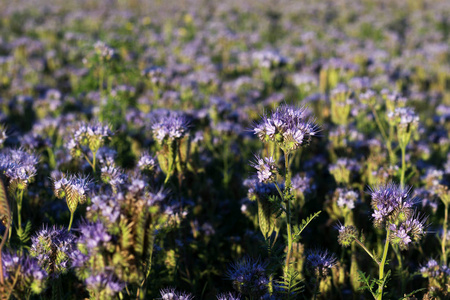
left=305, top=249, right=337, bottom=279
left=30, top=225, right=76, bottom=278
left=335, top=188, right=359, bottom=210
left=1, top=251, right=47, bottom=298
left=253, top=104, right=319, bottom=152
left=159, top=287, right=194, bottom=300
left=151, top=111, right=190, bottom=144
left=0, top=148, right=39, bottom=191
left=336, top=224, right=358, bottom=248
left=369, top=184, right=415, bottom=228
left=226, top=257, right=269, bottom=298
left=68, top=121, right=112, bottom=156
left=52, top=172, right=93, bottom=213
left=93, top=41, right=115, bottom=61
left=389, top=214, right=427, bottom=250
left=85, top=271, right=125, bottom=299
left=250, top=155, right=277, bottom=184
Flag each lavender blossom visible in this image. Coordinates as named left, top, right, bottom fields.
left=250, top=155, right=277, bottom=184
left=0, top=148, right=39, bottom=190
left=226, top=257, right=269, bottom=297
left=336, top=188, right=359, bottom=210
left=30, top=225, right=76, bottom=277
left=159, top=287, right=194, bottom=300
left=369, top=183, right=416, bottom=228
left=52, top=172, right=93, bottom=213
left=1, top=251, right=47, bottom=297
left=253, top=104, right=319, bottom=152
left=305, top=249, right=337, bottom=278
left=152, top=111, right=190, bottom=144
left=85, top=271, right=125, bottom=298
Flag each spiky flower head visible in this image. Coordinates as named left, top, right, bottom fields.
left=305, top=249, right=337, bottom=279
left=52, top=172, right=93, bottom=213
left=101, top=166, right=126, bottom=193
left=159, top=287, right=194, bottom=300
left=68, top=121, right=112, bottom=156
left=152, top=111, right=190, bottom=144
left=253, top=104, right=319, bottom=153
left=250, top=155, right=278, bottom=184
left=85, top=271, right=125, bottom=300
left=137, top=152, right=157, bottom=172
left=226, top=257, right=269, bottom=297
left=216, top=292, right=241, bottom=300
left=30, top=225, right=76, bottom=278
left=336, top=224, right=358, bottom=248
left=0, top=148, right=39, bottom=192
left=369, top=183, right=416, bottom=228
left=389, top=213, right=427, bottom=250
left=1, top=251, right=47, bottom=297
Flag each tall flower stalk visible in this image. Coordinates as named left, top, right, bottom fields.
left=253, top=104, right=319, bottom=276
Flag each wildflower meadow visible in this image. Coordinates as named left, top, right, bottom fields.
left=0, top=0, right=449, bottom=299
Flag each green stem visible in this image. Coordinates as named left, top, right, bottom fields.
left=68, top=212, right=74, bottom=232
left=442, top=203, right=448, bottom=265
left=354, top=239, right=380, bottom=265
left=400, top=146, right=406, bottom=189
left=370, top=106, right=389, bottom=143
left=92, top=150, right=97, bottom=173
left=284, top=151, right=292, bottom=276
left=312, top=279, right=319, bottom=300
left=392, top=245, right=405, bottom=295
left=16, top=189, right=24, bottom=230
left=377, top=229, right=390, bottom=300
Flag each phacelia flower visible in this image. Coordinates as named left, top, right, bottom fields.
left=250, top=155, right=277, bottom=184
left=101, top=166, right=127, bottom=192
left=389, top=213, right=427, bottom=250
left=85, top=271, right=125, bottom=299
left=336, top=188, right=359, bottom=210
left=1, top=251, right=48, bottom=297
left=253, top=104, right=319, bottom=152
left=305, top=249, right=337, bottom=278
left=30, top=225, right=76, bottom=278
left=159, top=287, right=194, bottom=300
left=216, top=292, right=241, bottom=300
left=336, top=224, right=358, bottom=248
left=369, top=183, right=416, bottom=228
left=87, top=193, right=122, bottom=224
left=226, top=257, right=269, bottom=298
left=137, top=152, right=157, bottom=171
left=0, top=148, right=39, bottom=191
left=151, top=111, right=190, bottom=144
left=68, top=121, right=112, bottom=156
left=52, top=172, right=93, bottom=213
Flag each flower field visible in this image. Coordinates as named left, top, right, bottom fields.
left=0, top=0, right=449, bottom=299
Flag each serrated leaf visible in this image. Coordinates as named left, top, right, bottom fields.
left=293, top=211, right=321, bottom=242
left=0, top=178, right=10, bottom=226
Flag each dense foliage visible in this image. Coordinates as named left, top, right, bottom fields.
left=0, top=0, right=449, bottom=299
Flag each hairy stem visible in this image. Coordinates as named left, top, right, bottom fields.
left=442, top=202, right=448, bottom=265
left=354, top=239, right=380, bottom=265
left=377, top=229, right=390, bottom=300
left=284, top=151, right=292, bottom=276
left=400, top=146, right=406, bottom=189
left=68, top=212, right=74, bottom=232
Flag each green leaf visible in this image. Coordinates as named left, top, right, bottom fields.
left=292, top=211, right=321, bottom=242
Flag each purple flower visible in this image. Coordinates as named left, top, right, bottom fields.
left=52, top=172, right=93, bottom=213
left=151, top=111, right=189, bottom=144
left=78, top=220, right=111, bottom=250
left=0, top=148, right=39, bottom=189
left=253, top=104, right=319, bottom=152
left=216, top=292, right=241, bottom=300
left=159, top=287, right=194, bottom=300
left=137, top=152, right=157, bottom=171
left=369, top=183, right=416, bottom=228
left=1, top=251, right=47, bottom=296
left=85, top=271, right=125, bottom=297
left=305, top=249, right=337, bottom=278
left=336, top=188, right=359, bottom=210
left=226, top=257, right=269, bottom=297
left=250, top=155, right=277, bottom=184
left=87, top=193, right=122, bottom=224
left=30, top=225, right=76, bottom=278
